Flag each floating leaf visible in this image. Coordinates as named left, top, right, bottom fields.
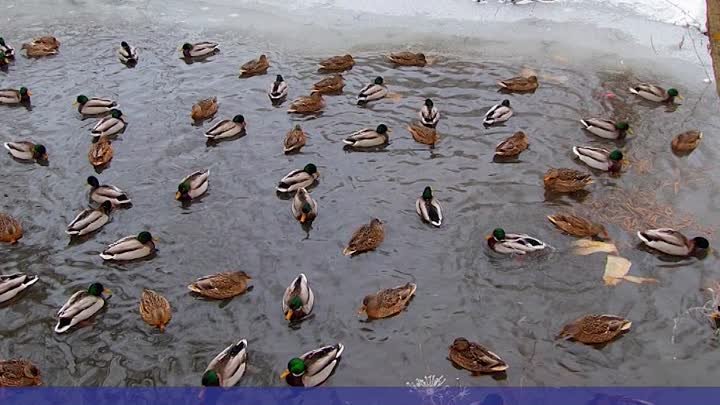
left=603, top=256, right=658, bottom=286
left=572, top=239, right=618, bottom=256
left=622, top=275, right=659, bottom=284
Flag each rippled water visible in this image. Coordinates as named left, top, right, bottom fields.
left=2, top=10, right=720, bottom=387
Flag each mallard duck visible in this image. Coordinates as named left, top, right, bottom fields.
left=239, top=54, right=269, bottom=77
left=117, top=41, right=138, bottom=65
left=671, top=130, right=702, bottom=154
left=407, top=122, right=438, bottom=146
left=280, top=344, right=344, bottom=387
left=497, top=75, right=538, bottom=92
left=0, top=37, right=15, bottom=58
left=580, top=119, right=632, bottom=140
left=547, top=213, right=608, bottom=239
left=100, top=232, right=155, bottom=261
left=88, top=136, right=113, bottom=167
left=486, top=228, right=546, bottom=255
left=188, top=271, right=252, bottom=299
left=205, top=115, right=246, bottom=140
left=4, top=141, right=47, bottom=162
left=495, top=131, right=528, bottom=157
left=282, top=273, right=314, bottom=321
left=419, top=99, right=439, bottom=128
left=288, top=92, right=324, bottom=114
left=313, top=74, right=344, bottom=94
left=268, top=74, right=288, bottom=102
left=388, top=52, right=426, bottom=67
left=277, top=164, right=319, bottom=193
left=357, top=77, right=388, bottom=105
left=0, top=213, right=22, bottom=244
left=343, top=218, right=384, bottom=256
left=359, top=282, right=416, bottom=319
left=202, top=339, right=248, bottom=387
left=21, top=36, right=59, bottom=57
left=343, top=124, right=390, bottom=148
left=191, top=97, right=218, bottom=121
left=75, top=95, right=117, bottom=116
left=55, top=282, right=111, bottom=333
left=87, top=176, right=131, bottom=206
left=543, top=168, right=593, bottom=193
left=318, top=54, right=354, bottom=72
left=0, top=360, right=41, bottom=387
left=91, top=109, right=126, bottom=138
left=181, top=42, right=218, bottom=59
left=284, top=124, right=307, bottom=153
left=28, top=36, right=60, bottom=48
left=176, top=169, right=210, bottom=201
left=0, top=273, right=39, bottom=304
left=416, top=186, right=442, bottom=227
left=0, top=87, right=31, bottom=104
left=558, top=314, right=631, bottom=344
left=573, top=146, right=623, bottom=172
left=291, top=187, right=317, bottom=224
left=66, top=201, right=112, bottom=237
left=629, top=84, right=682, bottom=103
left=448, top=338, right=508, bottom=374
left=483, top=100, right=513, bottom=126
left=139, top=289, right=171, bottom=332
left=637, top=228, right=710, bottom=257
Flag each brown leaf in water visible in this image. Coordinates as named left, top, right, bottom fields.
left=572, top=239, right=618, bottom=256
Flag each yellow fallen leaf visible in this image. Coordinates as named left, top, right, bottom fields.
left=605, top=255, right=631, bottom=278
left=622, top=275, right=659, bottom=284
left=572, top=239, right=618, bottom=256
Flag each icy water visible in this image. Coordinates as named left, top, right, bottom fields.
left=1, top=0, right=720, bottom=387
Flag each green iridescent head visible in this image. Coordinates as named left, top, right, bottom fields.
left=303, top=163, right=317, bottom=174
left=88, top=282, right=105, bottom=296
left=201, top=370, right=220, bottom=386
left=77, top=95, right=89, bottom=104
left=667, top=88, right=679, bottom=97
left=609, top=150, right=623, bottom=161
left=289, top=296, right=303, bottom=310
left=137, top=231, right=152, bottom=244
left=288, top=358, right=306, bottom=376
left=493, top=228, right=506, bottom=240
left=422, top=186, right=433, bottom=200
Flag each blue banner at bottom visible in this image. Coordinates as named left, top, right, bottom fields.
left=0, top=387, right=718, bottom=405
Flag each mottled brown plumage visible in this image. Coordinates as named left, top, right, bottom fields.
left=0, top=213, right=22, bottom=244
left=191, top=97, right=218, bottom=121
left=671, top=130, right=702, bottom=155
left=558, top=314, right=631, bottom=344
left=359, top=283, right=417, bottom=319
left=543, top=168, right=593, bottom=193
left=188, top=271, right=252, bottom=299
left=284, top=125, right=307, bottom=153
left=88, top=136, right=113, bottom=167
left=21, top=36, right=60, bottom=57
left=547, top=213, right=608, bottom=239
left=139, top=289, right=172, bottom=332
left=495, top=131, right=528, bottom=157
left=388, top=52, right=426, bottom=67
left=287, top=92, right=324, bottom=114
left=239, top=54, right=269, bottom=77
left=448, top=338, right=508, bottom=374
left=318, top=54, right=354, bottom=72
left=0, top=359, right=41, bottom=387
left=343, top=218, right=384, bottom=256
left=497, top=75, right=538, bottom=92
left=407, top=123, right=438, bottom=146
left=313, top=74, right=345, bottom=94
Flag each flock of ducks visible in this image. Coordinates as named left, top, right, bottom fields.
left=0, top=33, right=712, bottom=388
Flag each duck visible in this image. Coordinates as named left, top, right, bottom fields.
left=287, top=92, right=324, bottom=114
left=558, top=314, right=631, bottom=344
left=486, top=228, right=546, bottom=255
left=416, top=186, right=442, bottom=227
left=55, top=282, right=111, bottom=333
left=388, top=52, right=427, bottom=67
left=181, top=42, right=218, bottom=60
left=547, top=213, right=608, bottom=239
left=543, top=168, right=593, bottom=193
left=0, top=360, right=42, bottom=387
left=277, top=164, right=319, bottom=193
left=497, top=75, right=538, bottom=92
left=0, top=87, right=31, bottom=104
left=0, top=213, right=22, bottom=244
left=419, top=99, right=439, bottom=128
left=284, top=125, right=307, bottom=153
left=3, top=141, right=47, bottom=162
left=282, top=273, right=314, bottom=321
left=671, top=130, right=702, bottom=154
left=75, top=95, right=118, bottom=116
left=629, top=84, right=682, bottom=103
left=0, top=51, right=8, bottom=66
left=100, top=232, right=155, bottom=261
left=291, top=188, right=317, bottom=224
left=21, top=36, right=59, bottom=57
left=0, top=37, right=15, bottom=58
left=280, top=344, right=344, bottom=387
left=88, top=136, right=113, bottom=167
left=139, top=289, right=172, bottom=332
left=313, top=74, right=344, bottom=94
left=448, top=338, right=508, bottom=374
left=572, top=146, right=623, bottom=172
left=188, top=271, right=252, bottom=300
left=359, top=282, right=416, bottom=319
left=191, top=97, right=218, bottom=121
left=357, top=77, right=388, bottom=105
left=91, top=109, right=127, bottom=137
left=205, top=115, right=246, bottom=140
left=343, top=218, right=384, bottom=256
left=87, top=176, right=131, bottom=206
left=117, top=41, right=138, bottom=65
left=268, top=74, right=288, bottom=102
left=66, top=201, right=112, bottom=237
left=637, top=228, right=710, bottom=257
left=0, top=273, right=39, bottom=304
left=318, top=54, right=354, bottom=72
left=343, top=124, right=390, bottom=148
left=202, top=339, right=248, bottom=387
left=580, top=119, right=632, bottom=140
left=483, top=100, right=513, bottom=126
left=176, top=169, right=210, bottom=201
left=495, top=131, right=528, bottom=157
left=407, top=122, right=438, bottom=146
left=239, top=54, right=269, bottom=77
